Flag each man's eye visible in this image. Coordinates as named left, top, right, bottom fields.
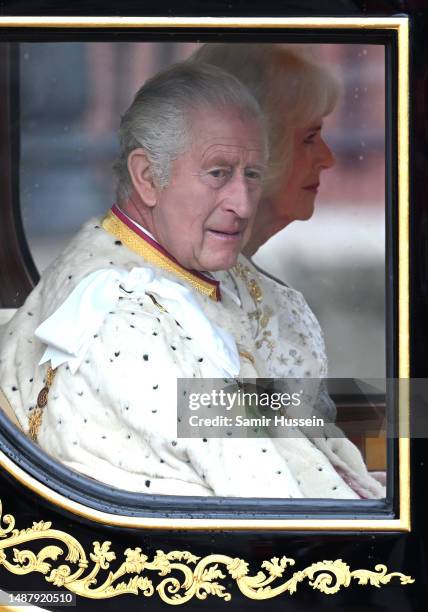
left=244, top=169, right=262, bottom=181
left=208, top=168, right=229, bottom=179
left=198, top=167, right=232, bottom=187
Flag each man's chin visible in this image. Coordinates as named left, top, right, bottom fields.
left=201, top=252, right=240, bottom=272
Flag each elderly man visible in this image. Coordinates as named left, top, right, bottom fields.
left=0, top=62, right=377, bottom=499
left=0, top=62, right=264, bottom=492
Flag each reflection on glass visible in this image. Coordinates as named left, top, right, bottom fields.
left=0, top=42, right=386, bottom=500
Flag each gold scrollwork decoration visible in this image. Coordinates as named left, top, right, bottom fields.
left=0, top=500, right=414, bottom=603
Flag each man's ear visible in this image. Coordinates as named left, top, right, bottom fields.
left=127, top=149, right=158, bottom=207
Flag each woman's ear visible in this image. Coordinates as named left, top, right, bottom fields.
left=127, top=149, right=158, bottom=207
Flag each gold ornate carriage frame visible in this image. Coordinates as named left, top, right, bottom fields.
left=0, top=14, right=413, bottom=609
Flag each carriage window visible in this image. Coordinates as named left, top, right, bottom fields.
left=0, top=40, right=391, bottom=511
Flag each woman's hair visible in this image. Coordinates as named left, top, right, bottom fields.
left=114, top=61, right=266, bottom=202
left=190, top=44, right=341, bottom=194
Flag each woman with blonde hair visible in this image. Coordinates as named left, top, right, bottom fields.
left=192, top=43, right=338, bottom=255
left=191, top=44, right=385, bottom=499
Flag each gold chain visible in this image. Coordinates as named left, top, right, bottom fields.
left=28, top=366, right=57, bottom=442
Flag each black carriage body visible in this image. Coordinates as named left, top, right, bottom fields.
left=0, top=1, right=427, bottom=611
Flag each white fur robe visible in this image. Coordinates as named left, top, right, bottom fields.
left=0, top=220, right=384, bottom=499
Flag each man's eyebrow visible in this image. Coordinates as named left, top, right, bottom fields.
left=200, top=154, right=264, bottom=169
left=200, top=142, right=263, bottom=161
left=246, top=161, right=266, bottom=170
left=200, top=155, right=266, bottom=172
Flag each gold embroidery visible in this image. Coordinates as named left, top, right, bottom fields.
left=28, top=366, right=57, bottom=442
left=260, top=313, right=270, bottom=329
left=233, top=262, right=275, bottom=356
left=0, top=498, right=415, bottom=603
left=248, top=309, right=260, bottom=321
left=238, top=350, right=256, bottom=366
left=255, top=330, right=276, bottom=350
left=233, top=263, right=258, bottom=291
left=248, top=279, right=262, bottom=303
left=102, top=210, right=219, bottom=301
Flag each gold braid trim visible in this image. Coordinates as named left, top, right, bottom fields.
left=102, top=210, right=219, bottom=301
left=0, top=498, right=415, bottom=603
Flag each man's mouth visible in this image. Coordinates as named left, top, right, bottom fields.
left=206, top=228, right=243, bottom=240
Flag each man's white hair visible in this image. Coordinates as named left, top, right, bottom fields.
left=114, top=62, right=266, bottom=202
left=190, top=44, right=341, bottom=194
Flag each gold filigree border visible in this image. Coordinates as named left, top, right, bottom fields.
left=0, top=500, right=414, bottom=603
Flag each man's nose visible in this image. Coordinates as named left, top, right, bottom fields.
left=317, top=139, right=335, bottom=170
left=223, top=172, right=256, bottom=218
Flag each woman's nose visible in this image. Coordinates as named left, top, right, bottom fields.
left=318, top=138, right=335, bottom=170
